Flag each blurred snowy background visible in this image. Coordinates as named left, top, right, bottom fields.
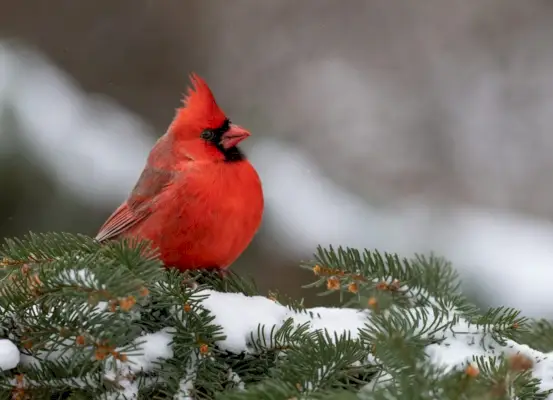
left=2, top=0, right=553, bottom=316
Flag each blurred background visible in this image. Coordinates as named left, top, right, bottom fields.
left=2, top=0, right=553, bottom=316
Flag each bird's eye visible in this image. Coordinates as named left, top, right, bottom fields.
left=201, top=130, right=215, bottom=141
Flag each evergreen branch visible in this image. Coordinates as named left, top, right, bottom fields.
left=266, top=289, right=307, bottom=314
left=2, top=234, right=553, bottom=398
left=0, top=232, right=100, bottom=267
left=517, top=319, right=553, bottom=352
left=215, top=380, right=297, bottom=400
left=469, top=306, right=527, bottom=344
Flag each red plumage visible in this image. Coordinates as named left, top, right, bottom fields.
left=96, top=74, right=264, bottom=271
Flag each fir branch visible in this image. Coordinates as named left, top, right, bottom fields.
left=3, top=234, right=553, bottom=399
left=0, top=232, right=100, bottom=267
left=517, top=319, right=553, bottom=352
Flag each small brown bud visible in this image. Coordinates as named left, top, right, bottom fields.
left=0, top=257, right=13, bottom=267
left=465, top=364, right=479, bottom=378
left=21, top=338, right=32, bottom=350
left=327, top=277, right=340, bottom=291
left=508, top=353, right=533, bottom=372
left=118, top=295, right=136, bottom=312
left=94, top=344, right=114, bottom=361
left=368, top=297, right=378, bottom=309
left=94, top=349, right=107, bottom=361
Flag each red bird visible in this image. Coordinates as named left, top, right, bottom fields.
left=96, top=74, right=264, bottom=272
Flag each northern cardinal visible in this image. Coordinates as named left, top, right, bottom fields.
left=96, top=74, right=264, bottom=272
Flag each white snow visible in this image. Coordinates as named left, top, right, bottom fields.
left=198, top=290, right=369, bottom=354
left=4, top=287, right=553, bottom=396
left=198, top=290, right=293, bottom=353
left=0, top=339, right=20, bottom=371
left=104, top=375, right=138, bottom=400
left=293, top=306, right=368, bottom=338
left=118, top=328, right=175, bottom=374
left=175, top=358, right=198, bottom=400
left=193, top=290, right=553, bottom=395
left=227, top=368, right=245, bottom=390
left=103, top=329, right=175, bottom=398
left=57, top=269, right=105, bottom=291
left=175, top=378, right=195, bottom=400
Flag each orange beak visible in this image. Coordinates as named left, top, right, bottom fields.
left=220, top=124, right=251, bottom=149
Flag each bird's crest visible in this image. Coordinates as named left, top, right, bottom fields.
left=171, top=73, right=227, bottom=137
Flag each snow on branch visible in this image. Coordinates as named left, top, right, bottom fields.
left=0, top=339, right=20, bottom=371
left=2, top=242, right=553, bottom=397
left=199, top=290, right=368, bottom=354
left=87, top=289, right=553, bottom=397
left=1, top=286, right=553, bottom=397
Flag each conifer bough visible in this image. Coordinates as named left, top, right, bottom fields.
left=0, top=232, right=553, bottom=399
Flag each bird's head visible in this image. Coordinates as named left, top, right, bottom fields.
left=169, top=74, right=251, bottom=155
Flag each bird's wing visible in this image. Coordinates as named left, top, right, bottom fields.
left=95, top=202, right=144, bottom=242
left=95, top=166, right=177, bottom=242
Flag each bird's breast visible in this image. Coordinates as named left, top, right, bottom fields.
left=155, top=160, right=263, bottom=269
left=205, top=161, right=264, bottom=234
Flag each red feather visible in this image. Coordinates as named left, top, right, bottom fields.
left=96, top=74, right=264, bottom=271
left=170, top=73, right=228, bottom=140
left=96, top=163, right=176, bottom=242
